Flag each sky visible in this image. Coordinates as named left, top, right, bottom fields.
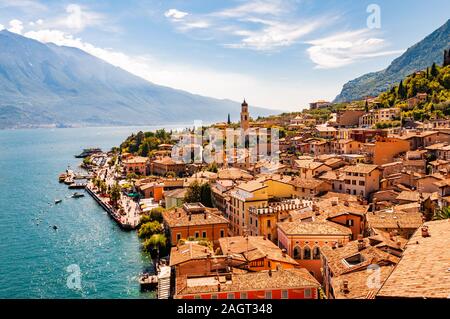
left=0, top=0, right=449, bottom=111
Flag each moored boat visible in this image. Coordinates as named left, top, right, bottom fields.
left=74, top=148, right=102, bottom=158
left=71, top=192, right=85, bottom=198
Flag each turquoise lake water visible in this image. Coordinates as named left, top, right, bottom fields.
left=0, top=125, right=187, bottom=298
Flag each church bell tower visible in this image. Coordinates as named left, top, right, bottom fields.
left=240, top=99, right=249, bottom=131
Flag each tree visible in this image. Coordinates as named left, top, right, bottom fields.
left=200, top=183, right=213, bottom=207
left=364, top=99, right=369, bottom=112
left=227, top=113, right=231, bottom=125
left=433, top=207, right=450, bottom=220
left=430, top=62, right=439, bottom=77
left=184, top=180, right=202, bottom=203
left=143, top=234, right=168, bottom=261
left=150, top=207, right=164, bottom=223
left=109, top=182, right=121, bottom=207
left=397, top=80, right=407, bottom=99
left=138, top=221, right=162, bottom=239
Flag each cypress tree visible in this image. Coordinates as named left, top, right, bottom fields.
left=430, top=62, right=438, bottom=77
left=227, top=113, right=231, bottom=125
left=398, top=80, right=406, bottom=99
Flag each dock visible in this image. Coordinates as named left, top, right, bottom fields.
left=139, top=274, right=158, bottom=291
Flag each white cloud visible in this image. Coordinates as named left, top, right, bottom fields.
left=164, top=9, right=189, bottom=20
left=165, top=1, right=327, bottom=52
left=306, top=29, right=404, bottom=69
left=0, top=0, right=47, bottom=12
left=225, top=19, right=327, bottom=51
left=8, top=19, right=24, bottom=34
left=215, top=0, right=286, bottom=18
left=0, top=23, right=4, bottom=31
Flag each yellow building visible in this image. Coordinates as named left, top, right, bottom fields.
left=227, top=176, right=296, bottom=236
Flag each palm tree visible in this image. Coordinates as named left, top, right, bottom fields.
left=433, top=207, right=450, bottom=220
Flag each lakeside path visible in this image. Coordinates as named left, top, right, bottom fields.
left=87, top=164, right=141, bottom=230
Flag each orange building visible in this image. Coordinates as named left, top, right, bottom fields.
left=151, top=157, right=186, bottom=176
left=370, top=137, right=410, bottom=165
left=138, top=182, right=164, bottom=201
left=162, top=203, right=229, bottom=247
left=175, top=268, right=320, bottom=299
left=122, top=156, right=149, bottom=176
left=219, top=236, right=298, bottom=271
left=277, top=218, right=352, bottom=282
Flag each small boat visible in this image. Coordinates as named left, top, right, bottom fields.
left=75, top=148, right=102, bottom=158
left=58, top=173, right=67, bottom=182
left=71, top=192, right=85, bottom=198
left=55, top=199, right=62, bottom=204
left=52, top=225, right=58, bottom=230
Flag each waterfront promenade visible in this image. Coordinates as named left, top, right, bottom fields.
left=87, top=164, right=141, bottom=230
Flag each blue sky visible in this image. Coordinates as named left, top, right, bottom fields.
left=0, top=0, right=449, bottom=111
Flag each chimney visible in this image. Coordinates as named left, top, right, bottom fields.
left=421, top=226, right=430, bottom=238
left=357, top=235, right=365, bottom=251
left=188, top=213, right=192, bottom=221
left=204, top=212, right=207, bottom=219
left=344, top=200, right=349, bottom=207
left=342, top=280, right=350, bottom=294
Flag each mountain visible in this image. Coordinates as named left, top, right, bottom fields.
left=0, top=30, right=274, bottom=129
left=334, top=19, right=450, bottom=103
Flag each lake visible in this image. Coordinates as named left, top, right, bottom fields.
left=0, top=125, right=189, bottom=298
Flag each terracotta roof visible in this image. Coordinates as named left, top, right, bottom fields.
left=396, top=191, right=430, bottom=202
left=122, top=156, right=148, bottom=164
left=332, top=265, right=395, bottom=299
left=218, top=236, right=298, bottom=265
left=164, top=188, right=187, bottom=199
left=294, top=159, right=325, bottom=170
left=236, top=180, right=267, bottom=193
left=217, top=168, right=253, bottom=180
left=366, top=211, right=423, bottom=230
left=176, top=268, right=320, bottom=296
left=169, top=242, right=213, bottom=266
left=278, top=219, right=352, bottom=236
left=290, top=177, right=327, bottom=189
left=153, top=156, right=184, bottom=165
left=321, top=239, right=400, bottom=276
left=377, top=219, right=450, bottom=298
left=162, top=207, right=229, bottom=228
left=342, top=164, right=379, bottom=174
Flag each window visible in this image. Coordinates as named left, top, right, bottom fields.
left=347, top=220, right=354, bottom=226
left=240, top=292, right=248, bottom=299
left=281, top=290, right=288, bottom=299
left=303, top=246, right=311, bottom=260
left=304, top=288, right=311, bottom=299
left=202, top=231, right=207, bottom=238
left=176, top=233, right=181, bottom=242
left=195, top=232, right=199, bottom=238
left=265, top=291, right=272, bottom=299
left=352, top=180, right=356, bottom=185
left=359, top=181, right=365, bottom=186
left=227, top=293, right=235, bottom=299
left=313, top=247, right=320, bottom=260
left=267, top=220, right=271, bottom=228
left=293, top=246, right=301, bottom=259
left=220, top=229, right=225, bottom=238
